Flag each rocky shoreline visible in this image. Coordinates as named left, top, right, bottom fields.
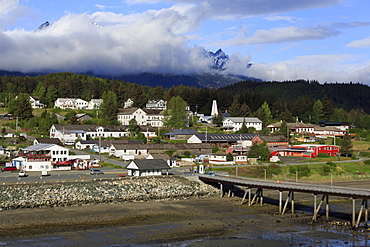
left=0, top=176, right=219, bottom=210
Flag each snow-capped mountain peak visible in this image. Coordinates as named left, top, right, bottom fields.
left=204, top=48, right=229, bottom=70
left=35, top=21, right=50, bottom=31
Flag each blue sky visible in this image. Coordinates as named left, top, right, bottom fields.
left=1, top=0, right=370, bottom=85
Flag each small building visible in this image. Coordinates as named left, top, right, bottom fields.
left=74, top=113, right=93, bottom=122
left=126, top=159, right=171, bottom=176
left=258, top=135, right=289, bottom=147
left=29, top=96, right=45, bottom=108
left=146, top=152, right=177, bottom=167
left=163, top=129, right=198, bottom=140
left=34, top=138, right=64, bottom=146
left=145, top=99, right=167, bottom=110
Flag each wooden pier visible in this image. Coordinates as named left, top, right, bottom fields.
left=199, top=175, right=370, bottom=228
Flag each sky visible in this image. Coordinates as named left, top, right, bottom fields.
left=1, top=0, right=370, bottom=85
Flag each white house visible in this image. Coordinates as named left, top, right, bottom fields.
left=13, top=144, right=70, bottom=172
left=54, top=98, right=89, bottom=109
left=267, top=121, right=315, bottom=134
left=126, top=159, right=171, bottom=176
left=50, top=124, right=129, bottom=144
left=222, top=117, right=263, bottom=132
left=117, top=108, right=165, bottom=127
left=29, top=96, right=45, bottom=108
left=124, top=98, right=134, bottom=108
left=88, top=99, right=103, bottom=109
left=145, top=99, right=167, bottom=110
left=146, top=152, right=177, bottom=167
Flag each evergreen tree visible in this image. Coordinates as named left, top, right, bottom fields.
left=211, top=110, right=224, bottom=127
left=228, top=98, right=241, bottom=117
left=238, top=118, right=248, bottom=134
left=128, top=118, right=140, bottom=136
left=312, top=100, right=323, bottom=123
left=45, top=85, right=58, bottom=107
left=261, top=101, right=272, bottom=121
left=322, top=95, right=334, bottom=120
left=164, top=96, right=188, bottom=128
left=9, top=93, right=33, bottom=121
left=240, top=103, right=251, bottom=117
left=226, top=152, right=234, bottom=161
left=340, top=131, right=353, bottom=156
left=279, top=121, right=289, bottom=140
left=100, top=90, right=118, bottom=125
left=247, top=141, right=270, bottom=161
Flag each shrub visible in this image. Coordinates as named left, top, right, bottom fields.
left=318, top=153, right=330, bottom=157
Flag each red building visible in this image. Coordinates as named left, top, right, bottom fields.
left=270, top=144, right=339, bottom=158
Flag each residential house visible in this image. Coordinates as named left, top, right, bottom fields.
left=222, top=117, right=263, bottom=132
left=146, top=152, right=177, bottom=167
left=0, top=146, right=6, bottom=156
left=75, top=140, right=143, bottom=150
left=126, top=159, right=171, bottom=176
left=145, top=99, right=167, bottom=110
left=187, top=133, right=261, bottom=148
left=109, top=143, right=212, bottom=160
left=54, top=98, right=89, bottom=109
left=318, top=121, right=353, bottom=131
left=29, top=96, right=45, bottom=108
left=50, top=124, right=129, bottom=144
left=124, top=98, right=134, bottom=108
left=3, top=129, right=16, bottom=138
left=163, top=129, right=198, bottom=140
left=88, top=99, right=103, bottom=109
left=0, top=113, right=13, bottom=120
left=117, top=108, right=165, bottom=127
left=34, top=138, right=64, bottom=146
left=74, top=113, right=93, bottom=122
left=267, top=121, right=315, bottom=134
left=198, top=116, right=212, bottom=123
left=313, top=126, right=346, bottom=138
left=208, top=153, right=248, bottom=165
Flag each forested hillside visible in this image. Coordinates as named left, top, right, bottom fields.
left=0, top=73, right=369, bottom=128
left=221, top=80, right=370, bottom=113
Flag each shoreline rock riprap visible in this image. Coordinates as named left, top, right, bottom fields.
left=0, top=176, right=218, bottom=210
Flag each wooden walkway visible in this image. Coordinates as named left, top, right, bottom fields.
left=199, top=175, right=370, bottom=228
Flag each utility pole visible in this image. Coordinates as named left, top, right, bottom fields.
left=16, top=117, right=19, bottom=131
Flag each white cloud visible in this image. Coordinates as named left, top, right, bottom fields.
left=265, top=15, right=302, bottom=23
left=0, top=0, right=32, bottom=29
left=247, top=54, right=370, bottom=83
left=346, top=37, right=370, bottom=48
left=125, top=0, right=342, bottom=18
left=0, top=11, right=214, bottom=75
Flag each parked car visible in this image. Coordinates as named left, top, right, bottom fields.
left=18, top=171, right=27, bottom=177
left=90, top=169, right=104, bottom=175
left=1, top=166, right=17, bottom=172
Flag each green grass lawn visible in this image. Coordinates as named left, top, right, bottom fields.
left=209, top=160, right=370, bottom=182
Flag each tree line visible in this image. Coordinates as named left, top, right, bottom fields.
left=1, top=73, right=369, bottom=129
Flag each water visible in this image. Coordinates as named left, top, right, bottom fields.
left=1, top=219, right=369, bottom=247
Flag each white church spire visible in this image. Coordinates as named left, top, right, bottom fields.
left=211, top=100, right=218, bottom=116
